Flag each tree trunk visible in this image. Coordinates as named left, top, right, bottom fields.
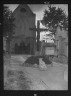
left=6, top=39, right=11, bottom=57
left=6, top=39, right=11, bottom=65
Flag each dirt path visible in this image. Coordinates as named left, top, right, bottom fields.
left=21, top=66, right=68, bottom=90
left=4, top=55, right=68, bottom=90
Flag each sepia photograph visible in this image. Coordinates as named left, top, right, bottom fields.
left=3, top=4, right=68, bottom=90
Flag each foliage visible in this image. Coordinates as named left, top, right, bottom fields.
left=41, top=5, right=68, bottom=33
left=3, top=6, right=15, bottom=40
left=3, top=6, right=15, bottom=54
left=24, top=56, right=52, bottom=66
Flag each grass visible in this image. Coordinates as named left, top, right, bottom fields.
left=4, top=55, right=32, bottom=90
left=4, top=69, right=31, bottom=90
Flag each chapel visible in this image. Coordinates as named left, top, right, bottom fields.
left=54, top=26, right=68, bottom=63
left=10, top=4, right=36, bottom=54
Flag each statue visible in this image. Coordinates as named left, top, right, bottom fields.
left=39, top=58, right=47, bottom=70
left=40, top=40, right=45, bottom=56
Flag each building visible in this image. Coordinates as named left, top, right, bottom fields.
left=44, top=43, right=55, bottom=56
left=54, top=26, right=68, bottom=63
left=10, top=4, right=36, bottom=54
left=39, top=40, right=55, bottom=56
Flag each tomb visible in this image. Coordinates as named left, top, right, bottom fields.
left=54, top=26, right=68, bottom=63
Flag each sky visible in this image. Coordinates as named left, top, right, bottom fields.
left=4, top=4, right=68, bottom=42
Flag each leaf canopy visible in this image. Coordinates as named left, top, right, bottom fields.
left=3, top=6, right=15, bottom=40
left=41, top=5, right=68, bottom=32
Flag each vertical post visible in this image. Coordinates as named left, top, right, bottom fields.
left=37, top=20, right=40, bottom=51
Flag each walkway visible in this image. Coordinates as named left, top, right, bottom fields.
left=4, top=55, right=68, bottom=90
left=23, top=65, right=68, bottom=90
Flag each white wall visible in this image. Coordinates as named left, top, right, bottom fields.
left=45, top=47, right=54, bottom=55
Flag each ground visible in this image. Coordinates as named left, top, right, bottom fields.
left=4, top=54, right=68, bottom=90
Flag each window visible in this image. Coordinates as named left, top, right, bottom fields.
left=20, top=8, right=26, bottom=13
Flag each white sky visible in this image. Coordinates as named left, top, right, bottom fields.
left=4, top=4, right=68, bottom=42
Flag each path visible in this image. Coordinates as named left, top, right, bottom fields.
left=4, top=55, right=68, bottom=90
left=22, top=65, right=68, bottom=90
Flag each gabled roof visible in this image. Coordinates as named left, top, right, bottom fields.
left=13, top=4, right=35, bottom=16
left=56, top=25, right=68, bottom=39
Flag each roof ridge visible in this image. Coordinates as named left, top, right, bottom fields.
left=13, top=4, right=35, bottom=16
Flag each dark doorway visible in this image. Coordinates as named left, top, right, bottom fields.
left=25, top=43, right=30, bottom=54
left=14, top=43, right=19, bottom=54
left=18, top=41, right=25, bottom=54
left=14, top=41, right=31, bottom=54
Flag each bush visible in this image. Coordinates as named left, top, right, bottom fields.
left=24, top=56, right=52, bottom=66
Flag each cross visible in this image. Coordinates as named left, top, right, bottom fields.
left=29, top=20, right=49, bottom=51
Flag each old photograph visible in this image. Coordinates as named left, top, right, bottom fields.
left=3, top=4, right=68, bottom=90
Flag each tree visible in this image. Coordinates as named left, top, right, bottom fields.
left=3, top=6, right=15, bottom=55
left=41, top=5, right=68, bottom=35
left=43, top=33, right=54, bottom=42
